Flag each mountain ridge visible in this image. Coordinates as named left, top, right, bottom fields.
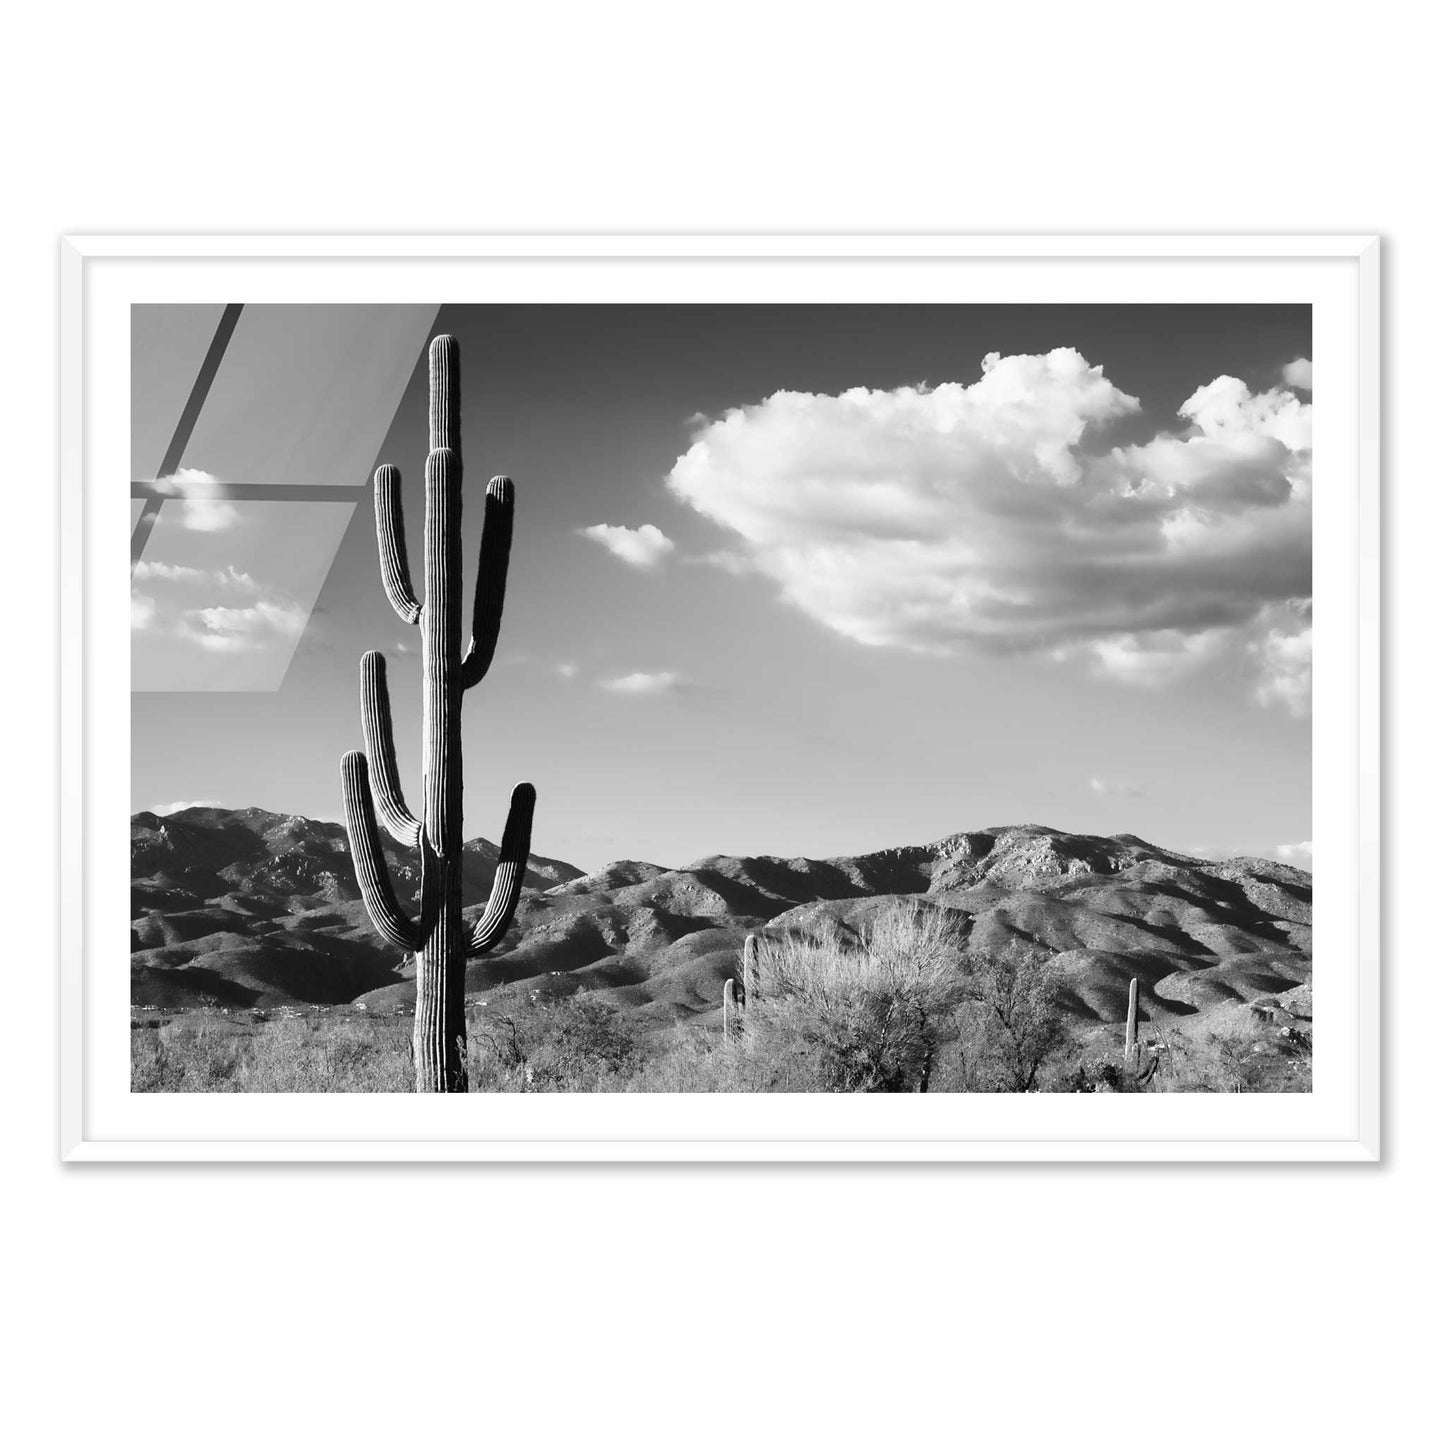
left=130, top=809, right=1311, bottom=1033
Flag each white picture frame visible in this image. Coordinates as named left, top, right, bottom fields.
left=61, top=234, right=1380, bottom=1162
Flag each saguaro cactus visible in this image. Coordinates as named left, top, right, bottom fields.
left=742, top=933, right=758, bottom=1006
left=723, top=934, right=760, bottom=1039
left=1124, top=976, right=1139, bottom=1065
left=341, top=335, right=535, bottom=1093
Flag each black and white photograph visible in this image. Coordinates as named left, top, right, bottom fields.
left=126, top=294, right=1320, bottom=1097
left=23, top=5, right=1442, bottom=1438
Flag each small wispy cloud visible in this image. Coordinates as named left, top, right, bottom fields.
left=147, top=470, right=243, bottom=533
left=176, top=498, right=241, bottom=532
left=579, top=522, right=675, bottom=570
left=132, top=561, right=309, bottom=656
left=1089, top=776, right=1143, bottom=799
left=134, top=561, right=259, bottom=591
left=131, top=592, right=158, bottom=630
left=1282, top=357, right=1313, bottom=391
left=1251, top=602, right=1312, bottom=718
left=1276, top=840, right=1313, bottom=867
left=555, top=662, right=578, bottom=680
left=1077, top=631, right=1231, bottom=689
left=180, top=599, right=308, bottom=653
left=686, top=550, right=754, bottom=577
left=598, top=670, right=690, bottom=696
left=151, top=800, right=221, bottom=815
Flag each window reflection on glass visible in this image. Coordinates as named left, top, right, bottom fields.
left=131, top=304, right=437, bottom=691
left=175, top=305, right=438, bottom=490
left=131, top=304, right=225, bottom=483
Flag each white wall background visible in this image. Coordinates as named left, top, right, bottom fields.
left=6, top=4, right=1435, bottom=1440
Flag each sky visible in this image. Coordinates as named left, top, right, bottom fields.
left=131, top=302, right=1312, bottom=873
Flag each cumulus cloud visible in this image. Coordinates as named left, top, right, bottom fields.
left=579, top=522, right=675, bottom=569
left=1282, top=357, right=1313, bottom=391
left=1276, top=840, right=1313, bottom=867
left=151, top=800, right=221, bottom=815
left=667, top=348, right=1311, bottom=712
left=598, top=670, right=690, bottom=695
left=1089, top=777, right=1143, bottom=799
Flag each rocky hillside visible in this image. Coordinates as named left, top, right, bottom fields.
left=130, top=806, right=584, bottom=1008
left=131, top=810, right=1311, bottom=1034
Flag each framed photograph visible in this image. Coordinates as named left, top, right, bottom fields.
left=61, top=235, right=1379, bottom=1161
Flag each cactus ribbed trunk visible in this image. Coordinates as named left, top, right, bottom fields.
left=415, top=436, right=465, bottom=1090
left=414, top=856, right=466, bottom=1091
left=340, top=334, right=535, bottom=1094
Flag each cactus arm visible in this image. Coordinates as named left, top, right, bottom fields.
left=340, top=751, right=419, bottom=952
left=359, top=651, right=422, bottom=848
left=374, top=464, right=422, bottom=625
left=465, top=782, right=536, bottom=957
left=723, top=978, right=737, bottom=1038
left=459, top=476, right=514, bottom=690
left=742, top=933, right=759, bottom=1006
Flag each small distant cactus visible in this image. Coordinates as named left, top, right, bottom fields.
left=1122, top=976, right=1159, bottom=1085
left=1123, top=976, right=1139, bottom=1064
left=722, top=933, right=761, bottom=1040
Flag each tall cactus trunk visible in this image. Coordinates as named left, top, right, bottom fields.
left=341, top=334, right=535, bottom=1094
left=415, top=431, right=465, bottom=1089
left=414, top=857, right=466, bottom=1091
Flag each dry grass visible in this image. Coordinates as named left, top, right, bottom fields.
left=130, top=905, right=1311, bottom=1094
left=131, top=1012, right=415, bottom=1092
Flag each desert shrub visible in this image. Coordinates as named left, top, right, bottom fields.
left=529, top=994, right=645, bottom=1087
left=1060, top=1054, right=1155, bottom=1093
left=468, top=993, right=647, bottom=1091
left=1155, top=1019, right=1312, bottom=1093
left=739, top=903, right=969, bottom=1092
left=953, top=952, right=1074, bottom=1091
